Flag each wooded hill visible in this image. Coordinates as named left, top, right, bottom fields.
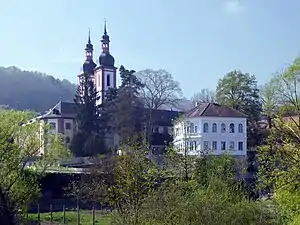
left=0, top=66, right=76, bottom=113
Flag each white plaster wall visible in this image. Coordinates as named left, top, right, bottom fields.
left=64, top=119, right=74, bottom=141
left=173, top=116, right=247, bottom=156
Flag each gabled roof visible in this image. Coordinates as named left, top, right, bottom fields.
left=42, top=101, right=75, bottom=118
left=186, top=103, right=246, bottom=118
left=53, top=101, right=76, bottom=115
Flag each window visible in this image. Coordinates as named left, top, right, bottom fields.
left=189, top=142, right=194, bottom=151
left=229, top=141, right=235, bottom=150
left=106, top=74, right=110, bottom=86
left=229, top=123, right=235, bottom=133
left=221, top=141, right=226, bottom=151
left=65, top=136, right=70, bottom=144
left=158, top=126, right=164, bottom=133
left=203, top=123, right=209, bottom=133
left=221, top=123, right=226, bottom=133
left=65, top=122, right=71, bottom=130
left=190, top=123, right=194, bottom=133
left=49, top=122, right=56, bottom=130
left=238, top=124, right=243, bottom=133
left=153, top=126, right=159, bottom=133
left=203, top=141, right=209, bottom=150
left=186, top=126, right=190, bottom=133
left=175, top=128, right=179, bottom=136
left=195, top=126, right=198, bottom=133
left=238, top=142, right=243, bottom=151
left=212, top=123, right=217, bottom=132
left=212, top=141, right=217, bottom=151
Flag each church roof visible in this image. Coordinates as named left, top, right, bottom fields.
left=186, top=103, right=246, bottom=118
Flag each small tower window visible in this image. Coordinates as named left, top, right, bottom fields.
left=107, top=74, right=110, bottom=86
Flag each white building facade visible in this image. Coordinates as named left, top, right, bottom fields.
left=173, top=103, right=247, bottom=156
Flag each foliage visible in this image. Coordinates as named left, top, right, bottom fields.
left=136, top=69, right=182, bottom=109
left=110, top=153, right=276, bottom=225
left=107, top=142, right=164, bottom=225
left=0, top=66, right=76, bottom=112
left=191, top=88, right=216, bottom=103
left=105, top=66, right=146, bottom=145
left=72, top=72, right=106, bottom=156
left=28, top=210, right=111, bottom=225
left=257, top=58, right=300, bottom=224
left=216, top=70, right=262, bottom=121
left=216, top=70, right=262, bottom=149
left=0, top=110, right=70, bottom=224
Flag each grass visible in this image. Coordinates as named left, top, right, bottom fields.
left=28, top=210, right=111, bottom=225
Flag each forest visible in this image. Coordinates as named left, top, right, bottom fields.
left=0, top=66, right=76, bottom=112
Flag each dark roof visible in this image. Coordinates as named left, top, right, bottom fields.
left=186, top=103, right=246, bottom=118
left=53, top=101, right=76, bottom=115
left=146, top=109, right=182, bottom=126
left=42, top=101, right=75, bottom=118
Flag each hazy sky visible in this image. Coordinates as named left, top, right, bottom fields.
left=1, top=0, right=300, bottom=97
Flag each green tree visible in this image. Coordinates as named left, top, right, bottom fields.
left=0, top=66, right=76, bottom=112
left=191, top=88, right=216, bottom=104
left=216, top=70, right=262, bottom=148
left=107, top=66, right=146, bottom=145
left=258, top=58, right=300, bottom=224
left=0, top=110, right=70, bottom=224
left=71, top=72, right=106, bottom=156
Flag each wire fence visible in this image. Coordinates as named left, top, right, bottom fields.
left=22, top=203, right=111, bottom=225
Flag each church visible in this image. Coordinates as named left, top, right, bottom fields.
left=37, top=22, right=180, bottom=154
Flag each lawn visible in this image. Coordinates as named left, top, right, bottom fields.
left=28, top=210, right=111, bottom=225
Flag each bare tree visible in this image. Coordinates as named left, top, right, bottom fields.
left=136, top=69, right=182, bottom=110
left=191, top=88, right=216, bottom=104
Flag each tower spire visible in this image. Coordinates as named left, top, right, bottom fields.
left=88, top=28, right=91, bottom=44
left=104, top=18, right=107, bottom=35
left=82, top=29, right=96, bottom=74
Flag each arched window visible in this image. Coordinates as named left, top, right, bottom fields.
left=195, top=126, right=198, bottom=133
left=229, top=123, right=235, bottom=133
left=203, top=123, right=209, bottom=133
left=238, top=123, right=243, bottom=133
left=106, top=74, right=110, bottom=86
left=212, top=123, right=217, bottom=132
left=190, top=123, right=194, bottom=133
left=221, top=123, right=226, bottom=133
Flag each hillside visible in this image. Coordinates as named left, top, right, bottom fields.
left=0, top=66, right=76, bottom=113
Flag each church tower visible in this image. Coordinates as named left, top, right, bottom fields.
left=94, top=21, right=117, bottom=105
left=78, top=30, right=97, bottom=87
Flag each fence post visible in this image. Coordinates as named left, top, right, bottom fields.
left=50, top=204, right=53, bottom=224
left=37, top=204, right=40, bottom=223
left=63, top=204, right=66, bottom=224
left=26, top=211, right=28, bottom=225
left=92, top=206, right=95, bottom=225
left=77, top=204, right=80, bottom=225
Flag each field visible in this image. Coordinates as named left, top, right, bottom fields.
left=28, top=210, right=111, bottom=225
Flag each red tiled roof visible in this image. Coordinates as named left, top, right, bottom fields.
left=186, top=103, right=246, bottom=118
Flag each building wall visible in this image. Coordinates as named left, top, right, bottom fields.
left=173, top=116, right=247, bottom=156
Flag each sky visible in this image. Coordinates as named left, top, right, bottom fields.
left=1, top=0, right=300, bottom=98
